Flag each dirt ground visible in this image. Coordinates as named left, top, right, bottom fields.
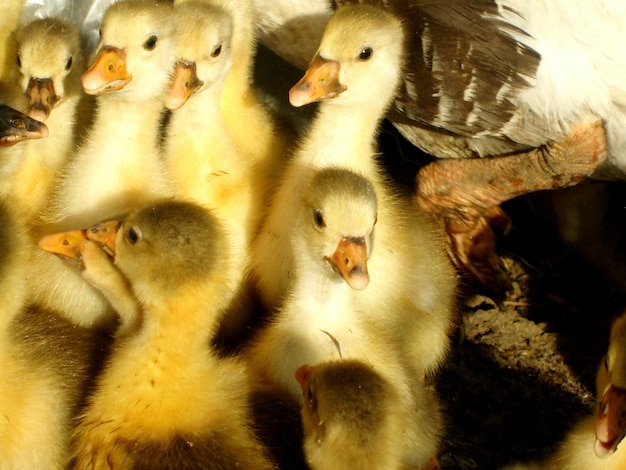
left=254, top=45, right=626, bottom=469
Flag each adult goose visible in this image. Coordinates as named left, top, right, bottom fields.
left=44, top=201, right=275, bottom=469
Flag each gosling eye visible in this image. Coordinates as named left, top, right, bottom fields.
left=65, top=56, right=73, bottom=71
left=358, top=47, right=373, bottom=61
left=16, top=54, right=21, bottom=68
left=126, top=227, right=140, bottom=245
left=211, top=44, right=222, bottom=58
left=306, top=383, right=315, bottom=401
left=313, top=209, right=326, bottom=229
left=142, top=35, right=158, bottom=51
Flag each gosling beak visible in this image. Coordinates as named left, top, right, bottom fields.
left=165, top=61, right=204, bottom=110
left=85, top=219, right=122, bottom=256
left=295, top=364, right=313, bottom=394
left=594, top=383, right=626, bottom=457
left=38, top=229, right=88, bottom=271
left=326, top=236, right=369, bottom=290
left=0, top=104, right=48, bottom=146
left=82, top=46, right=132, bottom=95
left=289, top=54, right=346, bottom=107
left=26, top=78, right=60, bottom=122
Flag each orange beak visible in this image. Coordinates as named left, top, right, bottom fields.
left=165, top=61, right=204, bottom=110
left=85, top=219, right=122, bottom=256
left=595, top=383, right=626, bottom=457
left=82, top=46, right=132, bottom=95
left=26, top=77, right=59, bottom=122
left=295, top=364, right=313, bottom=394
left=38, top=229, right=88, bottom=271
left=289, top=54, right=346, bottom=107
left=327, top=236, right=370, bottom=290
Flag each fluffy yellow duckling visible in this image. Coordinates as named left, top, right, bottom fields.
left=46, top=0, right=174, bottom=231
left=165, top=1, right=279, bottom=343
left=177, top=0, right=290, bottom=173
left=45, top=201, right=273, bottom=468
left=165, top=1, right=269, bottom=253
left=9, top=17, right=86, bottom=221
left=295, top=359, right=442, bottom=470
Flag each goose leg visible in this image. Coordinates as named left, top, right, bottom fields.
left=415, top=118, right=607, bottom=294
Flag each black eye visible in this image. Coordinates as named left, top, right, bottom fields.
left=126, top=227, right=140, bottom=245
left=313, top=209, right=326, bottom=229
left=211, top=44, right=222, bottom=58
left=16, top=54, right=21, bottom=68
left=143, top=35, right=158, bottom=51
left=65, top=56, right=73, bottom=71
left=358, top=47, right=373, bottom=61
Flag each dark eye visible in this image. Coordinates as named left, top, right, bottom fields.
left=65, top=56, right=73, bottom=71
left=358, top=47, right=373, bottom=61
left=16, top=54, right=21, bottom=68
left=313, top=209, right=326, bottom=229
left=211, top=44, right=222, bottom=57
left=126, top=227, right=140, bottom=245
left=143, top=35, right=158, bottom=51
